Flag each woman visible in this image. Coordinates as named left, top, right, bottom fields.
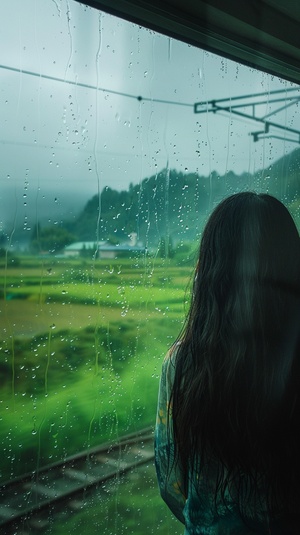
left=155, top=192, right=300, bottom=534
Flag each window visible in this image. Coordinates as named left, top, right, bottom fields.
left=0, top=1, right=299, bottom=533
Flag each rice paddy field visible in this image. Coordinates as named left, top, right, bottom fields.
left=0, top=253, right=193, bottom=534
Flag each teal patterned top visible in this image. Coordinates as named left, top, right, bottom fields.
left=154, top=351, right=271, bottom=535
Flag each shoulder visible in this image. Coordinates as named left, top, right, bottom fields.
left=164, top=341, right=181, bottom=363
left=163, top=343, right=180, bottom=369
left=161, top=343, right=181, bottom=388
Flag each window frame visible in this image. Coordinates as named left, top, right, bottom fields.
left=74, top=0, right=300, bottom=85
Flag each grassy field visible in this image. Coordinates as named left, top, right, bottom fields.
left=0, top=254, right=193, bottom=487
left=0, top=253, right=193, bottom=533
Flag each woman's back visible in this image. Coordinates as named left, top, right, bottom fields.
left=155, top=193, right=300, bottom=534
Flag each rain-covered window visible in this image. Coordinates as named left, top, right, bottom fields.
left=0, top=1, right=299, bottom=533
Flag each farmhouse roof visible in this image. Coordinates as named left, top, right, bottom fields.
left=98, top=244, right=145, bottom=251
left=65, top=241, right=145, bottom=252
left=65, top=241, right=105, bottom=251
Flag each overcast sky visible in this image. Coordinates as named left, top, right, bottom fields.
left=0, top=0, right=299, bottom=232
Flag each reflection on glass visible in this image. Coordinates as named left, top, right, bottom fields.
left=0, top=0, right=299, bottom=533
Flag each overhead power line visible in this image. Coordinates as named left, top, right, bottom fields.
left=1, top=63, right=300, bottom=143
left=0, top=63, right=192, bottom=108
left=194, top=89, right=300, bottom=143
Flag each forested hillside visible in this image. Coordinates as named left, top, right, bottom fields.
left=69, top=148, right=300, bottom=247
left=14, top=147, right=298, bottom=253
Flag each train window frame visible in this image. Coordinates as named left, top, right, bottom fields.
left=0, top=2, right=299, bottom=534
left=74, top=0, right=300, bottom=85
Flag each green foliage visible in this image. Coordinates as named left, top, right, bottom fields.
left=106, top=233, right=120, bottom=245
left=0, top=248, right=20, bottom=267
left=0, top=321, right=147, bottom=398
left=254, top=148, right=300, bottom=203
left=70, top=150, right=300, bottom=249
left=0, top=255, right=189, bottom=484
left=0, top=319, right=176, bottom=482
left=30, top=224, right=76, bottom=254
left=158, top=236, right=175, bottom=258
left=79, top=243, right=97, bottom=258
left=72, top=185, right=139, bottom=242
left=173, top=241, right=199, bottom=266
left=72, top=168, right=210, bottom=244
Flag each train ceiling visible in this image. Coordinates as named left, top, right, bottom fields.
left=76, top=0, right=300, bottom=85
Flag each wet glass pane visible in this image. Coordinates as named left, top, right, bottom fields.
left=0, top=0, right=299, bottom=533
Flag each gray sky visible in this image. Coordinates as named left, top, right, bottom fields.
left=0, top=0, right=299, bottom=232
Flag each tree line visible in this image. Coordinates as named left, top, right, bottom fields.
left=26, top=148, right=300, bottom=254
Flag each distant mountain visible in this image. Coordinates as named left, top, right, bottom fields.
left=1, top=187, right=91, bottom=246
left=4, top=148, right=299, bottom=249
left=70, top=148, right=300, bottom=247
left=70, top=169, right=210, bottom=245
left=254, top=147, right=300, bottom=201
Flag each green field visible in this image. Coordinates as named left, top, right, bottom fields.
left=0, top=254, right=192, bottom=487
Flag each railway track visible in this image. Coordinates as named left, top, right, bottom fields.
left=0, top=426, right=154, bottom=533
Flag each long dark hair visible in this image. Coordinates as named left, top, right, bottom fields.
left=171, top=192, right=300, bottom=526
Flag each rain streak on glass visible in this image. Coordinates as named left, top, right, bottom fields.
left=0, top=0, right=299, bottom=534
